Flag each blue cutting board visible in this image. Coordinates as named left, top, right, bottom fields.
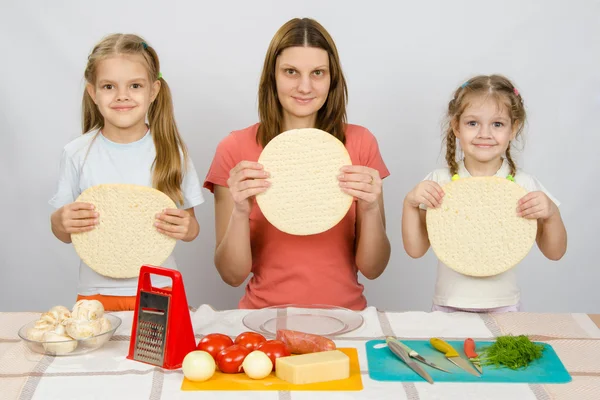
left=366, top=340, right=571, bottom=383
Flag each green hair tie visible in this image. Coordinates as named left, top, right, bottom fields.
left=158, top=72, right=163, bottom=80
left=506, top=174, right=515, bottom=182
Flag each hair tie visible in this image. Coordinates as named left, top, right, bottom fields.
left=461, top=82, right=469, bottom=89
left=158, top=72, right=163, bottom=80
left=513, top=88, right=519, bottom=96
left=141, top=42, right=148, bottom=50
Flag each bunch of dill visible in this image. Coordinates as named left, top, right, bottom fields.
left=477, top=335, right=545, bottom=370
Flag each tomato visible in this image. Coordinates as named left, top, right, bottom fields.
left=216, top=345, right=250, bottom=374
left=234, top=332, right=267, bottom=351
left=257, top=340, right=291, bottom=370
left=197, top=333, right=234, bottom=360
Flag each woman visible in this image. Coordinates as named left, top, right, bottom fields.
left=204, top=18, right=390, bottom=310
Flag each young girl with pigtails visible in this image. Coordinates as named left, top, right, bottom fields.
left=50, top=34, right=204, bottom=311
left=402, top=74, right=567, bottom=313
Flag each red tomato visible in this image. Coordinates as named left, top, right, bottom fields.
left=216, top=345, right=250, bottom=374
left=197, top=333, right=234, bottom=360
left=257, top=340, right=291, bottom=370
left=234, top=332, right=267, bottom=351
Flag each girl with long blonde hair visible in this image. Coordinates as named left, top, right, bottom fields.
left=50, top=34, right=204, bottom=311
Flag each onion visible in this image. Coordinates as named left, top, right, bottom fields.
left=242, top=350, right=273, bottom=379
left=182, top=351, right=216, bottom=382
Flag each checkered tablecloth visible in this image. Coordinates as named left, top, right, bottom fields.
left=1, top=305, right=599, bottom=400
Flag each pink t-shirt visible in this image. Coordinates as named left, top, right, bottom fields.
left=204, top=123, right=390, bottom=310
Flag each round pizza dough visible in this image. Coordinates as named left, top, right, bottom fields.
left=71, top=184, right=177, bottom=278
left=256, top=128, right=353, bottom=235
left=426, top=176, right=537, bottom=277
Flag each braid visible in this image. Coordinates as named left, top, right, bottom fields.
left=445, top=126, right=458, bottom=176
left=505, top=145, right=517, bottom=176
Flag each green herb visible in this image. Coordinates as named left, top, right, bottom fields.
left=475, top=335, right=545, bottom=370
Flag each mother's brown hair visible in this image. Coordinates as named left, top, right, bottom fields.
left=257, top=18, right=348, bottom=147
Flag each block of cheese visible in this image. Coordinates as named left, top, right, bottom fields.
left=275, top=350, right=350, bottom=385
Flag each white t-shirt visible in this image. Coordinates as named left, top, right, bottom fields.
left=421, top=159, right=560, bottom=309
left=49, top=130, right=204, bottom=296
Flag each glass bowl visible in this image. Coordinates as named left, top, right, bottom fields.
left=243, top=304, right=364, bottom=337
left=17, top=314, right=122, bottom=356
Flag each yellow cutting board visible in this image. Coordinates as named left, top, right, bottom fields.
left=181, top=348, right=363, bottom=391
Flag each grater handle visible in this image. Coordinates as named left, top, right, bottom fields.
left=139, top=265, right=182, bottom=293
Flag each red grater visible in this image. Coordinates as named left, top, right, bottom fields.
left=127, top=265, right=196, bottom=369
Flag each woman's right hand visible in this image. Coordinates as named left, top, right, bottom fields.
left=405, top=181, right=445, bottom=209
left=227, top=161, right=270, bottom=216
left=52, top=202, right=98, bottom=234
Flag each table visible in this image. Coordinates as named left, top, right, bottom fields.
left=1, top=306, right=599, bottom=399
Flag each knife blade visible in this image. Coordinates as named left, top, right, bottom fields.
left=386, top=337, right=434, bottom=384
left=430, top=338, right=481, bottom=377
left=464, top=338, right=483, bottom=374
left=388, top=337, right=451, bottom=373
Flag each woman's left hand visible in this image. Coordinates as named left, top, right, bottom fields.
left=155, top=208, right=194, bottom=240
left=338, top=166, right=382, bottom=211
left=517, top=191, right=557, bottom=221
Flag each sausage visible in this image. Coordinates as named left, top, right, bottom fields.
left=275, top=329, right=336, bottom=354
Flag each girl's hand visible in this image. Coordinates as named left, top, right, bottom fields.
left=155, top=208, right=195, bottom=240
left=227, top=161, right=270, bottom=216
left=338, top=166, right=382, bottom=211
left=404, top=181, right=444, bottom=209
left=517, top=191, right=557, bottom=220
left=54, top=202, right=98, bottom=233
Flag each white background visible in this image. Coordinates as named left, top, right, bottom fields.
left=1, top=0, right=598, bottom=312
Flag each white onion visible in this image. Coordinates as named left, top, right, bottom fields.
left=242, top=351, right=273, bottom=380
left=182, top=351, right=216, bottom=382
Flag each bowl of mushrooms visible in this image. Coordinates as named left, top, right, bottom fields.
left=17, top=300, right=122, bottom=356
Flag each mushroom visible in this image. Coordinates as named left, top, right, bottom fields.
left=98, top=317, right=112, bottom=334
left=42, top=332, right=77, bottom=355
left=53, top=323, right=67, bottom=336
left=39, top=312, right=59, bottom=325
left=27, top=317, right=56, bottom=341
left=71, top=300, right=104, bottom=321
left=48, top=306, right=72, bottom=323
left=65, top=319, right=102, bottom=340
left=26, top=326, right=52, bottom=341
left=34, top=320, right=55, bottom=331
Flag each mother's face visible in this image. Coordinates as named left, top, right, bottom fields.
left=275, top=46, right=331, bottom=123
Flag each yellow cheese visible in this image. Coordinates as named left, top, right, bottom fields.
left=275, top=350, right=350, bottom=385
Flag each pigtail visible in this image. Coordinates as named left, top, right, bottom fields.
left=445, top=126, right=459, bottom=176
left=505, top=145, right=517, bottom=176
left=148, top=76, right=187, bottom=206
left=82, top=88, right=104, bottom=134
left=444, top=96, right=461, bottom=175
